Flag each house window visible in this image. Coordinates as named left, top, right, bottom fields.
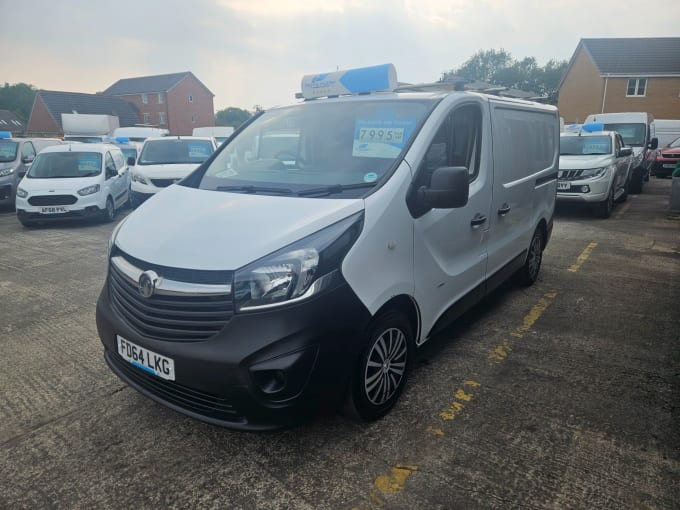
left=191, top=115, right=196, bottom=124
left=157, top=93, right=164, bottom=104
left=188, top=95, right=193, bottom=103
left=626, top=79, right=647, bottom=97
left=143, top=113, right=151, bottom=124
left=159, top=112, right=166, bottom=125
left=141, top=93, right=148, bottom=104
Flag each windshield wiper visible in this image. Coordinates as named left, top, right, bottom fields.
left=216, top=185, right=293, bottom=195
left=297, top=182, right=377, bottom=197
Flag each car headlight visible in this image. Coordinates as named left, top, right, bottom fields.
left=77, top=184, right=101, bottom=196
left=580, top=166, right=608, bottom=178
left=108, top=216, right=129, bottom=257
left=0, top=167, right=15, bottom=177
left=16, top=187, right=28, bottom=198
left=234, top=212, right=364, bottom=311
left=131, top=172, right=148, bottom=184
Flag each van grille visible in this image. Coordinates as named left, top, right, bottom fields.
left=107, top=351, right=244, bottom=423
left=558, top=170, right=585, bottom=181
left=108, top=253, right=234, bottom=342
left=28, top=194, right=78, bottom=206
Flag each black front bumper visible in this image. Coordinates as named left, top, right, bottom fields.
left=96, top=274, right=371, bottom=431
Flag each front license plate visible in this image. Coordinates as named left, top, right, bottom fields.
left=663, top=163, right=676, bottom=168
left=557, top=181, right=571, bottom=191
left=117, top=335, right=175, bottom=381
left=41, top=206, right=68, bottom=214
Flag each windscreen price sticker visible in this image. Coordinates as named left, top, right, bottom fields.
left=357, top=127, right=405, bottom=144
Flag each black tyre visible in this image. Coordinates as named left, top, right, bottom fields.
left=18, top=217, right=37, bottom=228
left=347, top=310, right=413, bottom=422
left=515, top=227, right=544, bottom=286
left=629, top=169, right=643, bottom=194
left=597, top=186, right=614, bottom=219
left=103, top=196, right=116, bottom=222
left=616, top=178, right=628, bottom=203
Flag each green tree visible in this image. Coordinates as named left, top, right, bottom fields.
left=0, top=83, right=37, bottom=122
left=215, top=107, right=252, bottom=128
left=441, top=50, right=568, bottom=104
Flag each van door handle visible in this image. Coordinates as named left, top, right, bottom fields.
left=470, top=214, right=487, bottom=228
left=498, top=203, right=511, bottom=216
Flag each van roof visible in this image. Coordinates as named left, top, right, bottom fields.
left=39, top=143, right=122, bottom=154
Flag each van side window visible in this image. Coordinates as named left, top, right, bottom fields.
left=21, top=142, right=36, bottom=159
left=112, top=150, right=125, bottom=170
left=414, top=103, right=483, bottom=192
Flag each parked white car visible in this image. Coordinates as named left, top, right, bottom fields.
left=15, top=143, right=130, bottom=227
left=558, top=126, right=633, bottom=218
left=129, top=136, right=216, bottom=208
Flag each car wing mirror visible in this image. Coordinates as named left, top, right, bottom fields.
left=126, top=156, right=136, bottom=166
left=649, top=137, right=659, bottom=150
left=619, top=147, right=633, bottom=157
left=22, top=155, right=34, bottom=164
left=418, top=166, right=469, bottom=209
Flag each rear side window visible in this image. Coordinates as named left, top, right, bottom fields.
left=493, top=107, right=556, bottom=183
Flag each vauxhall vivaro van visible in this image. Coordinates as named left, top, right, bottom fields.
left=97, top=65, right=559, bottom=430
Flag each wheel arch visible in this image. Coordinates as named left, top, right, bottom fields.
left=373, top=294, right=421, bottom=346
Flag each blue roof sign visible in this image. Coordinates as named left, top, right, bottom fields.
left=582, top=123, right=604, bottom=133
left=0, top=131, right=12, bottom=139
left=301, top=64, right=398, bottom=100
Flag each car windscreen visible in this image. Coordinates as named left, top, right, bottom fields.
left=0, top=141, right=19, bottom=162
left=560, top=136, right=612, bottom=156
left=138, top=139, right=214, bottom=165
left=26, top=152, right=103, bottom=178
left=197, top=98, right=434, bottom=197
left=602, top=123, right=645, bottom=146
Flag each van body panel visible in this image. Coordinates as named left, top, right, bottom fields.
left=117, top=184, right=364, bottom=270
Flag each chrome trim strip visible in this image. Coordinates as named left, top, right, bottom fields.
left=110, top=256, right=232, bottom=296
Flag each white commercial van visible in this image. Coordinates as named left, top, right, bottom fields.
left=584, top=112, right=658, bottom=193
left=96, top=65, right=559, bottom=430
left=16, top=143, right=131, bottom=226
left=129, top=136, right=216, bottom=208
left=192, top=126, right=235, bottom=145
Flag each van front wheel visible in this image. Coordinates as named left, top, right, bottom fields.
left=347, top=310, right=413, bottom=422
left=515, top=228, right=543, bottom=287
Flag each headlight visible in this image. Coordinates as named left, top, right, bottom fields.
left=77, top=184, right=101, bottom=196
left=580, top=166, right=608, bottom=178
left=16, top=187, right=28, bottom=198
left=108, top=216, right=129, bottom=257
left=131, top=172, right=148, bottom=184
left=0, top=167, right=15, bottom=177
left=234, top=212, right=364, bottom=311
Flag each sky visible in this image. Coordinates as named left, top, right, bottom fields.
left=2, top=0, right=679, bottom=112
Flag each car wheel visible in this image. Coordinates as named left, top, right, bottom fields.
left=347, top=310, right=413, bottom=422
left=103, top=196, right=116, bottom=222
left=616, top=179, right=628, bottom=203
left=515, top=227, right=544, bottom=286
left=598, top=187, right=614, bottom=219
left=629, top=169, right=643, bottom=194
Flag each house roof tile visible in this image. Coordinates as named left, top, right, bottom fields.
left=103, top=72, right=212, bottom=95
left=582, top=37, right=680, bottom=75
left=37, top=91, right=140, bottom=129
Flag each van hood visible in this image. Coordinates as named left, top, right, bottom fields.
left=559, top=154, right=614, bottom=170
left=20, top=176, right=101, bottom=193
left=135, top=163, right=200, bottom=178
left=115, top=185, right=365, bottom=270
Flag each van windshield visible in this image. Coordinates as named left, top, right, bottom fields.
left=602, top=123, right=646, bottom=146
left=27, top=152, right=103, bottom=178
left=197, top=98, right=434, bottom=197
left=139, top=139, right=214, bottom=165
left=64, top=136, right=105, bottom=144
left=0, top=141, right=18, bottom=162
left=560, top=136, right=612, bottom=156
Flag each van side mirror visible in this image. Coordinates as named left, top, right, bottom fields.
left=127, top=156, right=135, bottom=166
left=22, top=155, right=34, bottom=164
left=418, top=166, right=469, bottom=209
left=649, top=137, right=658, bottom=150
left=619, top=147, right=633, bottom=157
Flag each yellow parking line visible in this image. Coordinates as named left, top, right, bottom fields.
left=568, top=242, right=598, bottom=273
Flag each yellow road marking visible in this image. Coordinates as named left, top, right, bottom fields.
left=568, top=242, right=598, bottom=273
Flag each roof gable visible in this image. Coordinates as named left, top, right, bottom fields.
left=36, top=91, right=140, bottom=129
left=581, top=37, right=680, bottom=75
left=103, top=72, right=213, bottom=96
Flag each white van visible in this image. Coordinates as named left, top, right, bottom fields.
left=97, top=65, right=559, bottom=430
left=192, top=126, right=235, bottom=145
left=15, top=143, right=130, bottom=226
left=129, top=136, right=216, bottom=208
left=584, top=112, right=658, bottom=193
left=112, top=127, right=170, bottom=143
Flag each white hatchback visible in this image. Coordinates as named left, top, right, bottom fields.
left=15, top=143, right=130, bottom=227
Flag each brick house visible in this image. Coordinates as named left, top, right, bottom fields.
left=26, top=91, right=140, bottom=136
left=558, top=37, right=680, bottom=123
left=103, top=72, right=215, bottom=135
